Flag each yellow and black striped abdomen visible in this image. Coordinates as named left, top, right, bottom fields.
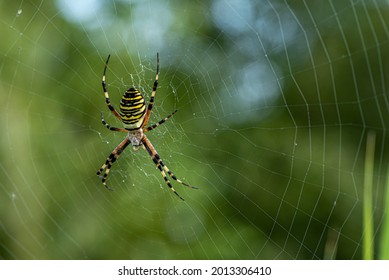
left=119, top=87, right=146, bottom=128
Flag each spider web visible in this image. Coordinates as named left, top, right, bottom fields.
left=1, top=0, right=389, bottom=260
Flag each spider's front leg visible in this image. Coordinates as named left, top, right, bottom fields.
left=97, top=137, right=131, bottom=190
left=141, top=135, right=197, bottom=201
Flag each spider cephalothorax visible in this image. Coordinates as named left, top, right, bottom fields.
left=96, top=53, right=197, bottom=200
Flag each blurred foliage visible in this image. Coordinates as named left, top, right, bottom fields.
left=0, top=0, right=389, bottom=260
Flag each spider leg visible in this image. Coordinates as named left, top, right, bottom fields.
left=97, top=137, right=131, bottom=190
left=142, top=135, right=197, bottom=201
left=144, top=110, right=177, bottom=132
left=142, top=53, right=159, bottom=128
left=100, top=112, right=128, bottom=132
left=102, top=54, right=122, bottom=121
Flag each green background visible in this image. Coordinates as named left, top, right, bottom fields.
left=0, top=0, right=388, bottom=259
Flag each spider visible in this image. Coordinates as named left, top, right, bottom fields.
left=96, top=53, right=197, bottom=200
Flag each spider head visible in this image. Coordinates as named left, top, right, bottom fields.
left=127, top=129, right=144, bottom=147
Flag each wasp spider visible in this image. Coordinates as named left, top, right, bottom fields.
left=96, top=53, right=197, bottom=200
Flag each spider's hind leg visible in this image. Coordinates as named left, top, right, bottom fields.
left=144, top=110, right=178, bottom=133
